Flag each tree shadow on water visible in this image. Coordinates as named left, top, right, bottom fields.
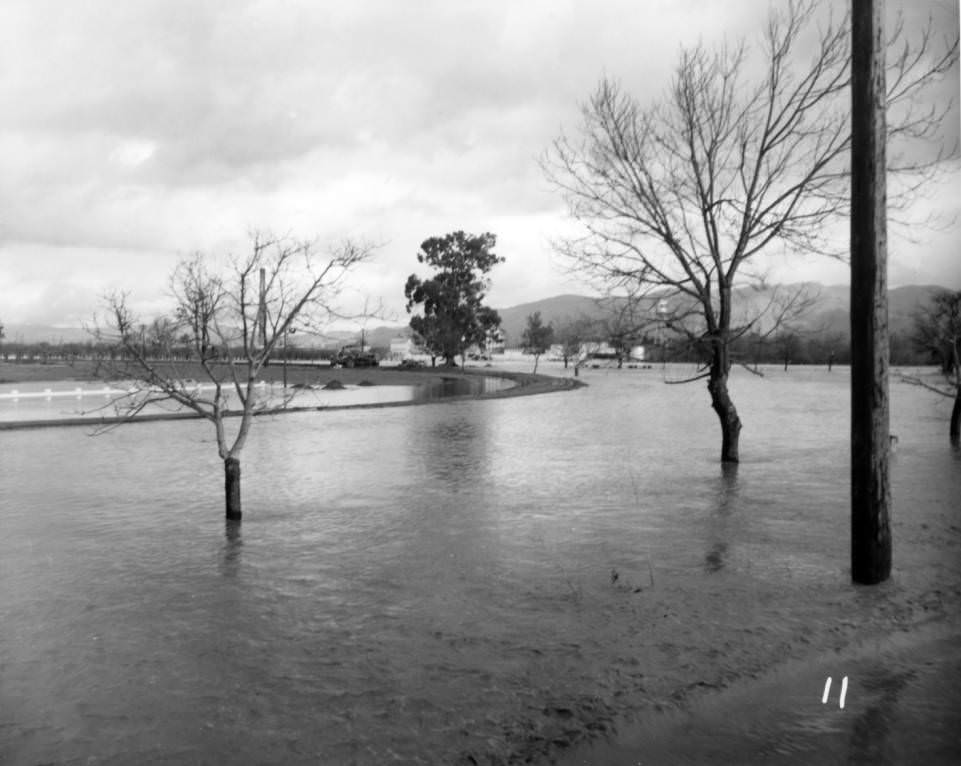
left=220, top=520, right=243, bottom=578
left=704, top=463, right=739, bottom=573
left=424, top=415, right=491, bottom=488
left=704, top=542, right=728, bottom=573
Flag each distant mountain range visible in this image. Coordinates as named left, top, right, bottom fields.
left=3, top=283, right=950, bottom=348
left=493, top=284, right=947, bottom=346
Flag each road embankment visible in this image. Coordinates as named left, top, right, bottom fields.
left=0, top=364, right=586, bottom=430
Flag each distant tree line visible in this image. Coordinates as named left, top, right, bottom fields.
left=544, top=314, right=941, bottom=370
left=0, top=305, right=948, bottom=372
left=0, top=338, right=342, bottom=365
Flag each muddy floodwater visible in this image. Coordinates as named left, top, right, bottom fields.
left=1, top=364, right=959, bottom=764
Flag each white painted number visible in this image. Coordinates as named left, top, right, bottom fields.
left=822, top=676, right=849, bottom=709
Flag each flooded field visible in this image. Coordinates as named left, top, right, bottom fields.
left=1, top=364, right=959, bottom=764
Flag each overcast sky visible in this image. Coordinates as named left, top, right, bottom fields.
left=1, top=0, right=959, bottom=329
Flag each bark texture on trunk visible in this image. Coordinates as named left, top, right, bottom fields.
left=850, top=0, right=891, bottom=585
left=707, top=358, right=741, bottom=464
left=225, top=456, right=242, bottom=521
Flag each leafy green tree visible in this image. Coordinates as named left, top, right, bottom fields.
left=521, top=311, right=554, bottom=373
left=404, top=231, right=504, bottom=366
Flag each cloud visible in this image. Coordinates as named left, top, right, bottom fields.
left=0, top=0, right=957, bottom=328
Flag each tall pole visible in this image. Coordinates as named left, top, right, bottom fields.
left=850, top=0, right=891, bottom=585
left=258, top=267, right=267, bottom=348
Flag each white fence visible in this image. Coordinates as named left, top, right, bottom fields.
left=0, top=381, right=278, bottom=401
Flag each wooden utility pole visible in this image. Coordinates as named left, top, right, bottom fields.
left=850, top=0, right=891, bottom=584
left=258, top=267, right=267, bottom=348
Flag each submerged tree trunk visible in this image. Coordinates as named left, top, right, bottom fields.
left=707, top=347, right=742, bottom=463
left=951, top=345, right=960, bottom=445
left=951, top=386, right=961, bottom=445
left=225, top=456, right=242, bottom=521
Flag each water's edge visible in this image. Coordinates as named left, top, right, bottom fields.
left=0, top=369, right=585, bottom=430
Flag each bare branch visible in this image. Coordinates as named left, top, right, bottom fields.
left=664, top=369, right=711, bottom=385
left=898, top=374, right=953, bottom=398
left=543, top=0, right=957, bottom=462
left=90, top=232, right=378, bottom=463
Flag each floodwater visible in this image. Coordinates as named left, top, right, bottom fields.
left=1, top=364, right=959, bottom=764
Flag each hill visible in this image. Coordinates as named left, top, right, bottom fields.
left=494, top=284, right=948, bottom=346
left=3, top=284, right=949, bottom=350
left=495, top=295, right=613, bottom=345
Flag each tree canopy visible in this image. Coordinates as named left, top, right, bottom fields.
left=521, top=311, right=555, bottom=373
left=907, top=289, right=961, bottom=442
left=912, top=289, right=961, bottom=375
left=543, top=0, right=957, bottom=462
left=404, top=231, right=504, bottom=366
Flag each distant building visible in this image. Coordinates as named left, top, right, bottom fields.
left=389, top=337, right=421, bottom=360
left=546, top=343, right=566, bottom=361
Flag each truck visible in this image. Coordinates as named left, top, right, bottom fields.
left=331, top=345, right=379, bottom=368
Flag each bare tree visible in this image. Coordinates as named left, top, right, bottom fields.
left=95, top=233, right=375, bottom=521
left=555, top=316, right=594, bottom=370
left=902, top=289, right=961, bottom=443
left=543, top=0, right=957, bottom=462
left=733, top=284, right=825, bottom=373
left=596, top=293, right=654, bottom=368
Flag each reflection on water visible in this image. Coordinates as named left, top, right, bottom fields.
left=1, top=366, right=958, bottom=764
left=704, top=542, right=728, bottom=573
left=423, top=414, right=491, bottom=486
left=703, top=463, right=738, bottom=572
left=220, top=521, right=243, bottom=578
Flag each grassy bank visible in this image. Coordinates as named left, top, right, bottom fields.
left=0, top=359, right=443, bottom=387
left=0, top=359, right=583, bottom=394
